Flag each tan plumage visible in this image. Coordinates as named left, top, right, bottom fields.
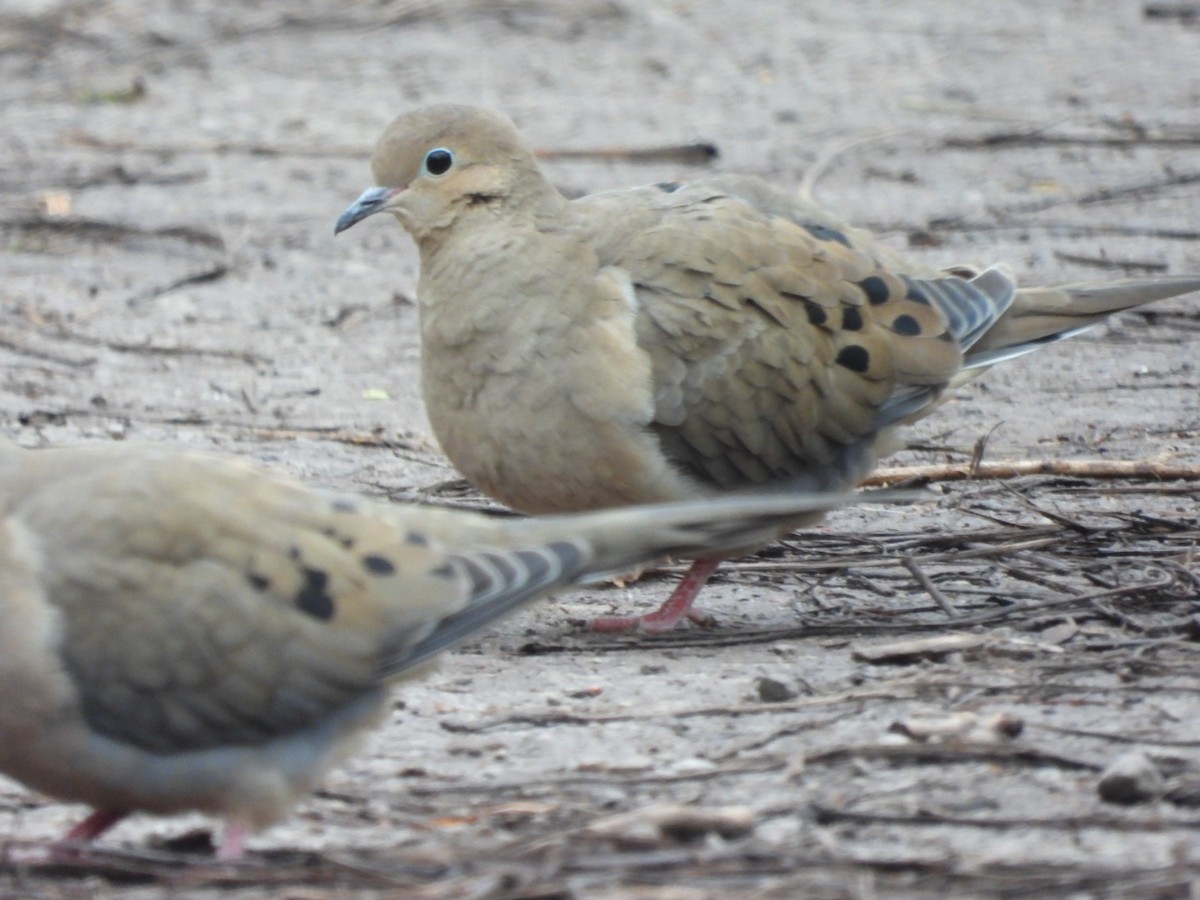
left=0, top=440, right=885, bottom=856
left=335, top=103, right=1200, bottom=632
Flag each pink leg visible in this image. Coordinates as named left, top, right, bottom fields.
left=589, top=558, right=722, bottom=633
left=63, top=809, right=128, bottom=844
left=41, top=809, right=131, bottom=860
left=217, top=822, right=247, bottom=860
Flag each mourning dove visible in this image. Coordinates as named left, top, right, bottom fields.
left=0, top=440, right=889, bottom=857
left=335, top=103, right=1200, bottom=633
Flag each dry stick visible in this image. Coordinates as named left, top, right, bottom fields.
left=1001, top=171, right=1200, bottom=215
left=804, top=743, right=1100, bottom=771
left=124, top=263, right=231, bottom=308
left=900, top=554, right=959, bottom=618
left=67, top=133, right=720, bottom=166
left=995, top=480, right=1095, bottom=535
left=944, top=133, right=1200, bottom=149
left=931, top=570, right=1179, bottom=627
left=1, top=215, right=225, bottom=250
left=409, top=758, right=786, bottom=798
left=1052, top=250, right=1168, bottom=273
left=535, top=143, right=719, bottom=165
left=797, top=131, right=904, bottom=204
left=0, top=331, right=96, bottom=369
left=864, top=459, right=1200, bottom=486
left=1144, top=1, right=1200, bottom=19
left=809, top=803, right=1200, bottom=832
left=710, top=534, right=1066, bottom=575
left=1031, top=721, right=1200, bottom=747
left=441, top=686, right=913, bottom=734
left=928, top=219, right=1200, bottom=241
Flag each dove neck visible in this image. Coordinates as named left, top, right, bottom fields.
left=415, top=197, right=598, bottom=346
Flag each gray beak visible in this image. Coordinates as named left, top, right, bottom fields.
left=335, top=186, right=399, bottom=235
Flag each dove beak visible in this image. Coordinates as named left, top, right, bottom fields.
left=335, top=185, right=403, bottom=235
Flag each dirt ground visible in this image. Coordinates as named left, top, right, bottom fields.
left=2, top=1, right=1200, bottom=896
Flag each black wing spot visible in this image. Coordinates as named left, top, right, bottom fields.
left=803, top=223, right=851, bottom=248
left=247, top=573, right=271, bottom=593
left=363, top=554, right=396, bottom=576
left=892, top=314, right=922, bottom=336
left=841, top=306, right=864, bottom=331
left=656, top=181, right=682, bottom=193
left=835, top=345, right=871, bottom=374
left=295, top=567, right=335, bottom=621
left=858, top=276, right=890, bottom=306
left=406, top=531, right=429, bottom=547
left=331, top=499, right=358, bottom=514
left=803, top=302, right=827, bottom=326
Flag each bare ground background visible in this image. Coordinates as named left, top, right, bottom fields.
left=2, top=1, right=1200, bottom=896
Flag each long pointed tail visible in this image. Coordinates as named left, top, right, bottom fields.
left=395, top=487, right=909, bottom=670
left=965, top=274, right=1200, bottom=369
left=511, top=487, right=906, bottom=581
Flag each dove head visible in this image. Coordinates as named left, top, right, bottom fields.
left=335, top=104, right=556, bottom=241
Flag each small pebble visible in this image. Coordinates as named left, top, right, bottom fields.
left=756, top=676, right=798, bottom=702
left=1098, top=750, right=1163, bottom=804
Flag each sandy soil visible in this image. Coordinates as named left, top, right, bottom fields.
left=1, top=1, right=1199, bottom=896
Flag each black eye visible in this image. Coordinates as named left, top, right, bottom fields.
left=423, top=148, right=454, bottom=176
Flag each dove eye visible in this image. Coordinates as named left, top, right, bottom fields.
left=422, top=148, right=454, bottom=176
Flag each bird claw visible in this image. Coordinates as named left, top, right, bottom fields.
left=587, top=606, right=716, bottom=633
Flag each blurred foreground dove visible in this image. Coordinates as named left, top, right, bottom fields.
left=336, top=104, right=1200, bottom=633
left=0, top=440, right=893, bottom=858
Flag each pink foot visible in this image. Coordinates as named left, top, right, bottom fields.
left=42, top=809, right=130, bottom=861
left=589, top=558, right=721, bottom=633
left=63, top=809, right=128, bottom=844
left=216, top=822, right=247, bottom=860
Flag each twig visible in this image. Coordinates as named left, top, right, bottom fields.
left=995, top=480, right=1096, bottom=535
left=124, top=263, right=231, bottom=308
left=535, top=143, right=718, bottom=166
left=2, top=215, right=225, bottom=250
left=408, top=758, right=785, bottom=797
left=441, top=687, right=913, bottom=733
left=1143, top=2, right=1200, bottom=20
left=1031, top=721, right=1200, bottom=747
left=809, top=803, right=1200, bottom=831
left=0, top=330, right=96, bottom=368
left=944, top=132, right=1200, bottom=149
left=797, top=131, right=903, bottom=204
left=924, top=219, right=1200, bottom=242
left=901, top=554, right=960, bottom=618
left=804, top=743, right=1100, bottom=771
left=1053, top=250, right=1168, bottom=273
left=865, top=458, right=1200, bottom=486
left=68, top=133, right=370, bottom=159
left=1000, top=171, right=1200, bottom=215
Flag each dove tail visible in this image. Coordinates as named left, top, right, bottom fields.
left=510, top=484, right=905, bottom=584
left=963, top=274, right=1200, bottom=371
left=394, top=485, right=908, bottom=673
